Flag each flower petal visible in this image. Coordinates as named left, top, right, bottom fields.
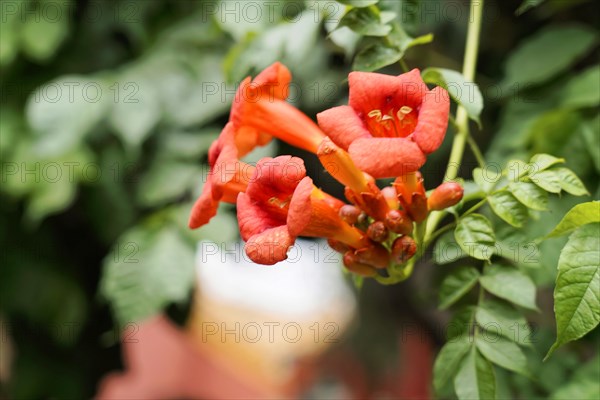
left=412, top=86, right=450, bottom=154
left=286, top=176, right=314, bottom=238
left=244, top=225, right=295, bottom=265
left=317, top=106, right=371, bottom=150
left=349, top=137, right=426, bottom=178
left=188, top=179, right=218, bottom=229
left=253, top=61, right=292, bottom=101
left=246, top=156, right=306, bottom=202
left=236, top=193, right=286, bottom=242
left=348, top=69, right=427, bottom=116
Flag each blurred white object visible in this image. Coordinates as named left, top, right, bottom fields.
left=187, top=238, right=357, bottom=397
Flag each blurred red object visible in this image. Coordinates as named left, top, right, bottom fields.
left=96, top=315, right=279, bottom=399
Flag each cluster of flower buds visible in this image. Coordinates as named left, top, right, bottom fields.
left=188, top=62, right=463, bottom=278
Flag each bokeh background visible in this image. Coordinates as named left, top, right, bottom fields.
left=1, top=0, right=599, bottom=398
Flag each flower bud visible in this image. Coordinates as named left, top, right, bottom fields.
left=407, top=194, right=428, bottom=223
left=354, top=243, right=390, bottom=269
left=367, top=221, right=388, bottom=242
left=391, top=236, right=417, bottom=264
left=381, top=186, right=399, bottom=209
left=343, top=252, right=377, bottom=277
left=327, top=238, right=350, bottom=254
left=427, top=182, right=464, bottom=211
left=385, top=209, right=413, bottom=235
left=339, top=204, right=362, bottom=225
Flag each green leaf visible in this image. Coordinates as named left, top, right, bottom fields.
left=20, top=3, right=69, bottom=61
left=529, top=170, right=562, bottom=193
left=422, top=68, right=483, bottom=125
left=353, top=43, right=402, bottom=72
left=528, top=110, right=581, bottom=157
left=505, top=159, right=529, bottom=182
left=337, top=0, right=379, bottom=6
left=136, top=162, right=200, bottom=207
left=434, top=231, right=466, bottom=265
left=108, top=76, right=161, bottom=150
left=508, top=182, right=549, bottom=211
left=488, top=190, right=529, bottom=227
left=551, top=362, right=600, bottom=400
left=454, top=214, right=496, bottom=261
left=480, top=265, right=538, bottom=311
left=388, top=22, right=433, bottom=52
left=516, top=0, right=546, bottom=16
left=551, top=379, right=600, bottom=400
left=545, top=201, right=600, bottom=238
left=337, top=7, right=391, bottom=37
left=473, top=167, right=500, bottom=193
left=454, top=347, right=496, bottom=400
left=475, top=334, right=529, bottom=376
left=447, top=306, right=476, bottom=340
left=26, top=176, right=76, bottom=225
left=100, top=226, right=196, bottom=325
left=26, top=76, right=110, bottom=156
left=476, top=299, right=532, bottom=346
left=439, top=266, right=480, bottom=309
left=561, top=65, right=600, bottom=109
left=529, top=153, right=565, bottom=171
left=581, top=116, right=600, bottom=173
left=551, top=167, right=589, bottom=196
left=433, top=337, right=472, bottom=394
left=547, top=223, right=600, bottom=359
left=162, top=129, right=220, bottom=160
left=502, top=25, right=598, bottom=87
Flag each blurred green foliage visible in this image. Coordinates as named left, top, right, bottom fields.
left=1, top=0, right=598, bottom=398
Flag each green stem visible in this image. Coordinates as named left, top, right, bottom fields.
left=399, top=59, right=410, bottom=73
left=467, top=135, right=486, bottom=168
left=424, top=0, right=484, bottom=243
left=445, top=0, right=483, bottom=181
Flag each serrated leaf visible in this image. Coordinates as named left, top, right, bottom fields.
left=353, top=43, right=402, bottom=72
left=455, top=214, right=496, bottom=261
left=508, top=181, right=548, bottom=211
left=447, top=306, right=477, bottom=340
left=547, top=223, right=600, bottom=359
left=454, top=347, right=496, bottom=400
left=26, top=76, right=110, bottom=156
left=434, top=231, right=466, bottom=265
left=475, top=335, right=529, bottom=376
left=488, top=191, right=529, bottom=227
left=439, top=266, right=480, bottom=309
left=422, top=68, right=483, bottom=125
left=529, top=153, right=565, bottom=171
left=505, top=159, right=529, bottom=182
left=503, top=25, right=598, bottom=87
left=561, top=65, right=600, bottom=109
left=480, top=265, right=538, bottom=311
left=551, top=167, right=589, bottom=196
left=476, top=299, right=532, bottom=346
left=546, top=201, right=600, bottom=238
left=337, top=7, right=391, bottom=37
left=473, top=167, right=500, bottom=193
left=529, top=170, right=561, bottom=193
left=100, top=226, right=196, bottom=325
left=433, top=336, right=472, bottom=394
left=387, top=22, right=433, bottom=52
